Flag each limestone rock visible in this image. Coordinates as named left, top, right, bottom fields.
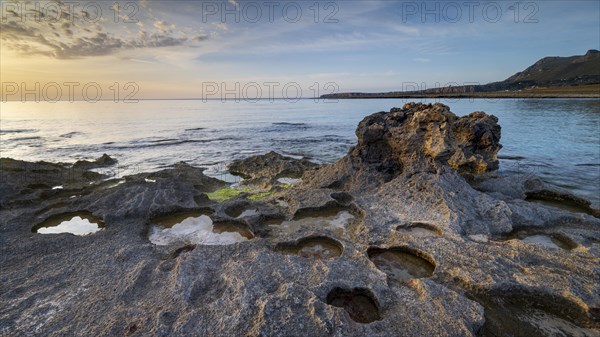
left=304, top=103, right=502, bottom=191
left=228, top=151, right=317, bottom=186
left=449, top=112, right=501, bottom=173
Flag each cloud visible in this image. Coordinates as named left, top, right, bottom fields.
left=153, top=20, right=176, bottom=34
left=0, top=1, right=208, bottom=59
left=118, top=56, right=157, bottom=64
left=213, top=22, right=228, bottom=31
left=307, top=72, right=351, bottom=79
left=228, top=0, right=240, bottom=10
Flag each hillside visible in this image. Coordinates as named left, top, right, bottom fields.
left=504, top=49, right=599, bottom=84
left=322, top=50, right=600, bottom=98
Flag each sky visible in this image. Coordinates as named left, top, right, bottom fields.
left=1, top=0, right=599, bottom=100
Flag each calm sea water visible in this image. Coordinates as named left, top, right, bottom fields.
left=1, top=98, right=599, bottom=203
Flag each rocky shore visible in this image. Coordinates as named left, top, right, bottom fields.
left=1, top=103, right=599, bottom=336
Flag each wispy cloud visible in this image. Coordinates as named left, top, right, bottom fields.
left=413, top=58, right=431, bottom=63
left=213, top=22, right=229, bottom=31
left=0, top=1, right=208, bottom=59
left=307, top=72, right=351, bottom=79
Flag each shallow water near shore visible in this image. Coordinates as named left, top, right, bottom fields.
left=269, top=210, right=355, bottom=235
left=35, top=214, right=104, bottom=236
left=149, top=215, right=249, bottom=246
left=1, top=98, right=598, bottom=203
left=368, top=250, right=436, bottom=282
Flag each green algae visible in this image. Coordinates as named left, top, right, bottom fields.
left=248, top=192, right=271, bottom=201
left=206, top=188, right=242, bottom=202
left=206, top=187, right=270, bottom=202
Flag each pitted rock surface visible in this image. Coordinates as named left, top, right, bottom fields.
left=1, top=104, right=598, bottom=337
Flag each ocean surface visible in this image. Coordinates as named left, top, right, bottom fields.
left=1, top=98, right=599, bottom=203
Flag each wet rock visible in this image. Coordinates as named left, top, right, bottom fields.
left=276, top=236, right=343, bottom=259
left=228, top=151, right=317, bottom=185
left=367, top=246, right=436, bottom=282
left=212, top=220, right=255, bottom=240
left=525, top=189, right=600, bottom=218
left=330, top=192, right=354, bottom=205
left=0, top=158, right=103, bottom=208
left=268, top=206, right=358, bottom=238
left=497, top=228, right=580, bottom=251
left=396, top=222, right=443, bottom=237
left=326, top=287, right=381, bottom=323
left=73, top=153, right=117, bottom=170
left=169, top=244, right=197, bottom=259
left=473, top=283, right=599, bottom=336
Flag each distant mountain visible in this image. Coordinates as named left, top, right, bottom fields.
left=484, top=49, right=600, bottom=90
left=322, top=50, right=600, bottom=98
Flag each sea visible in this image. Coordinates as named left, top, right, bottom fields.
left=1, top=98, right=599, bottom=204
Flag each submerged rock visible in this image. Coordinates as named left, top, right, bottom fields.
left=1, top=103, right=599, bottom=337
left=73, top=153, right=117, bottom=170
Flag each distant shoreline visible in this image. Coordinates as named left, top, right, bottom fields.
left=319, top=93, right=600, bottom=99
left=320, top=84, right=600, bottom=100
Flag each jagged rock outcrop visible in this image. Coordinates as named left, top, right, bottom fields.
left=304, top=103, right=501, bottom=191
left=448, top=111, right=501, bottom=173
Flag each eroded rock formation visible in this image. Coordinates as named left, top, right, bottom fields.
left=1, top=104, right=599, bottom=337
left=304, top=103, right=502, bottom=191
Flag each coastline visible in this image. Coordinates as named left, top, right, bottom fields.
left=320, top=93, right=600, bottom=99
left=321, top=84, right=600, bottom=99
